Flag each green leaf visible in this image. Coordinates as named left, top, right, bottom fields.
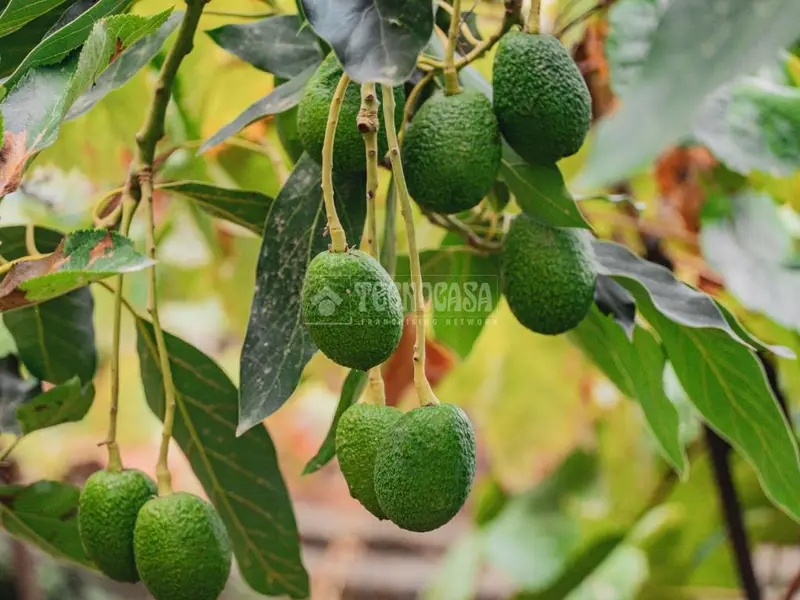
left=594, top=240, right=800, bottom=521
left=0, top=1, right=76, bottom=78
left=16, top=376, right=94, bottom=434
left=423, top=530, right=484, bottom=600
left=300, top=0, right=435, bottom=85
left=0, top=0, right=71, bottom=37
left=208, top=14, right=323, bottom=78
left=501, top=146, right=591, bottom=230
left=4, top=289, right=96, bottom=384
left=0, top=355, right=41, bottom=433
left=580, top=0, right=800, bottom=187
left=594, top=275, right=636, bottom=337
left=605, top=0, right=664, bottom=98
left=564, top=544, right=648, bottom=600
left=0, top=226, right=63, bottom=260
left=135, top=318, right=309, bottom=599
left=239, top=153, right=366, bottom=433
left=303, top=369, right=367, bottom=475
left=158, top=181, right=273, bottom=235
left=0, top=480, right=92, bottom=567
left=571, top=306, right=687, bottom=474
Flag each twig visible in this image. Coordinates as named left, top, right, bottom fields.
left=399, top=70, right=436, bottom=143
left=525, top=0, right=541, bottom=33
left=24, top=224, right=40, bottom=256
left=205, top=10, right=272, bottom=18
left=425, top=212, right=502, bottom=253
left=443, top=0, right=463, bottom=94
left=437, top=1, right=481, bottom=46
left=556, top=5, right=605, bottom=38
left=321, top=73, right=352, bottom=252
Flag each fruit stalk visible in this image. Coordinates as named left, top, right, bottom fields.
left=444, top=0, right=463, bottom=95
left=359, top=82, right=387, bottom=405
left=525, top=0, right=541, bottom=34
left=322, top=73, right=352, bottom=253
left=380, top=85, right=439, bottom=407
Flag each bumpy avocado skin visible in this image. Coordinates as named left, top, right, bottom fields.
left=502, top=214, right=596, bottom=335
left=78, top=469, right=157, bottom=583
left=374, top=404, right=476, bottom=532
left=402, top=89, right=501, bottom=214
left=493, top=31, right=592, bottom=163
left=336, top=403, right=403, bottom=519
left=297, top=54, right=405, bottom=173
left=134, top=493, right=231, bottom=600
left=301, top=249, right=404, bottom=371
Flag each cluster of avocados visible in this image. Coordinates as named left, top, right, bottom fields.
left=78, top=469, right=231, bottom=600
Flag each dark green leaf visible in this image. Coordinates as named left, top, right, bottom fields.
left=199, top=66, right=316, bottom=155
left=208, top=14, right=323, bottom=78
left=0, top=480, right=92, bottom=567
left=4, top=289, right=96, bottom=384
left=594, top=274, right=636, bottom=337
left=136, top=318, right=309, bottom=598
left=0, top=225, right=63, bottom=260
left=0, top=355, right=41, bottom=433
left=714, top=300, right=794, bottom=359
left=580, top=0, right=800, bottom=187
left=16, top=376, right=94, bottom=434
left=0, top=1, right=77, bottom=77
left=300, top=0, right=435, bottom=85
left=239, top=154, right=366, bottom=432
left=0, top=0, right=71, bottom=37
left=303, top=369, right=367, bottom=475
left=158, top=181, right=273, bottom=235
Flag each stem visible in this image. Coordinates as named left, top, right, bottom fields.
left=322, top=73, right=352, bottom=253
left=444, top=0, right=463, bottom=94
left=453, top=0, right=521, bottom=70
left=399, top=70, right=437, bottom=144
left=24, top=224, right=40, bottom=256
left=525, top=0, right=541, bottom=33
left=380, top=85, right=438, bottom=408
left=437, top=1, right=481, bottom=46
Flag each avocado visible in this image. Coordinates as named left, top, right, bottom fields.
left=301, top=249, right=404, bottom=371
left=78, top=469, right=156, bottom=582
left=297, top=54, right=405, bottom=173
left=134, top=492, right=231, bottom=600
left=374, top=403, right=476, bottom=532
left=336, top=403, right=403, bottom=519
left=402, top=89, right=501, bottom=214
left=502, top=214, right=596, bottom=335
left=493, top=31, right=592, bottom=163
left=274, top=78, right=304, bottom=163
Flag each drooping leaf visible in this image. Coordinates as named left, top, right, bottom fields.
left=571, top=306, right=687, bottom=474
left=580, top=0, right=800, bottom=187
left=501, top=146, right=591, bottom=230
left=303, top=369, right=367, bottom=475
left=0, top=0, right=71, bottom=37
left=208, top=14, right=323, bottom=78
left=158, top=181, right=273, bottom=235
left=16, top=376, right=94, bottom=434
left=299, top=0, right=435, bottom=85
left=239, top=154, right=366, bottom=433
left=136, top=318, right=309, bottom=599
left=199, top=66, right=317, bottom=154
left=0, top=355, right=41, bottom=433
left=4, top=288, right=96, bottom=384
left=0, top=480, right=92, bottom=567
left=594, top=274, right=636, bottom=338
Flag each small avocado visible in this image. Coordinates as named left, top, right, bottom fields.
left=336, top=403, right=403, bottom=519
left=374, top=403, right=476, bottom=532
left=493, top=31, right=592, bottom=163
left=134, top=492, right=231, bottom=600
left=78, top=469, right=156, bottom=583
left=301, top=249, right=404, bottom=371
left=402, top=89, right=501, bottom=214
left=502, top=214, right=596, bottom=335
left=297, top=54, right=405, bottom=173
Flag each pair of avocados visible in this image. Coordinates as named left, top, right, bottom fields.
left=79, top=470, right=231, bottom=600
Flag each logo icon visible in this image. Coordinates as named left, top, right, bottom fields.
left=311, top=286, right=343, bottom=318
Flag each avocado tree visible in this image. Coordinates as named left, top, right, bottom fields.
left=0, top=0, right=798, bottom=598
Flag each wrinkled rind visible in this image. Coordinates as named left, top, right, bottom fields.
left=402, top=89, right=502, bottom=214
left=493, top=32, right=592, bottom=163
left=301, top=249, right=404, bottom=371
left=134, top=493, right=232, bottom=600
left=297, top=54, right=405, bottom=173
left=336, top=403, right=403, bottom=519
left=374, top=404, right=476, bottom=532
left=502, top=214, right=596, bottom=335
left=78, top=469, right=157, bottom=583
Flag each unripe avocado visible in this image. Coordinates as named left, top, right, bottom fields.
left=297, top=54, right=405, bottom=173
left=402, top=89, right=501, bottom=214
left=301, top=249, right=404, bottom=371
left=374, top=403, right=476, bottom=532
left=134, top=492, right=231, bottom=600
left=336, top=403, right=403, bottom=519
left=78, top=469, right=157, bottom=582
left=502, top=214, right=596, bottom=335
left=493, top=31, right=592, bottom=163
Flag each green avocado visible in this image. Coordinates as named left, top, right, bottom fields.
left=374, top=403, right=476, bottom=532
left=297, top=54, right=405, bottom=173
left=402, top=89, right=501, bottom=214
left=502, top=214, right=596, bottom=335
left=274, top=77, right=304, bottom=163
left=493, top=31, right=592, bottom=163
left=78, top=469, right=157, bottom=583
left=301, top=249, right=404, bottom=371
left=336, top=403, right=403, bottom=519
left=134, top=492, right=231, bottom=600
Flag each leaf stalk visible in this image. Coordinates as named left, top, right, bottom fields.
left=321, top=73, right=352, bottom=253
